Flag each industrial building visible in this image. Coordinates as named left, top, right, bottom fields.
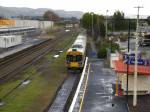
left=0, top=19, right=54, bottom=29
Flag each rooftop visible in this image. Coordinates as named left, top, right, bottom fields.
left=113, top=60, right=150, bottom=75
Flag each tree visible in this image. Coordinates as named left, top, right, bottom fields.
left=43, top=10, right=59, bottom=21
left=146, top=16, right=150, bottom=25
left=112, top=10, right=127, bottom=30
left=80, top=12, right=105, bottom=38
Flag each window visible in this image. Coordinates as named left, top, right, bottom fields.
left=66, top=55, right=82, bottom=62
left=72, top=44, right=83, bottom=49
left=76, top=55, right=82, bottom=62
left=7, top=39, right=9, bottom=44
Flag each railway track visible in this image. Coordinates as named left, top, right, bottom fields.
left=0, top=30, right=78, bottom=102
left=46, top=58, right=89, bottom=112
left=0, top=32, right=69, bottom=83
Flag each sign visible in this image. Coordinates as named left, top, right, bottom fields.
left=123, top=53, right=141, bottom=60
left=124, top=53, right=149, bottom=66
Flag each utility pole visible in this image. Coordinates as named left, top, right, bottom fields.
left=105, top=10, right=109, bottom=39
left=91, top=13, right=94, bottom=38
left=133, top=6, right=143, bottom=107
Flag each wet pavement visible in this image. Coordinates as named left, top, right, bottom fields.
left=82, top=59, right=128, bottom=112
left=128, top=95, right=150, bottom=112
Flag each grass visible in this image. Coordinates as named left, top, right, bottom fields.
left=0, top=67, right=36, bottom=98
left=0, top=31, right=77, bottom=112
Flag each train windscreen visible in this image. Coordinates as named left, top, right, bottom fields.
left=67, top=55, right=82, bottom=62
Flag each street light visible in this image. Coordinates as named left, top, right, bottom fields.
left=105, top=10, right=109, bottom=39
left=91, top=13, right=94, bottom=38
left=109, top=36, right=113, bottom=53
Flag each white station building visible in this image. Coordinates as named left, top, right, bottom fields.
left=0, top=35, right=22, bottom=48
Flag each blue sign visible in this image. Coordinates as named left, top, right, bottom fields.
left=123, top=53, right=141, bottom=60
left=124, top=53, right=149, bottom=66
left=92, top=52, right=97, bottom=57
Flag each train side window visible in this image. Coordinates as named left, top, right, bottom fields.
left=7, top=39, right=9, bottom=44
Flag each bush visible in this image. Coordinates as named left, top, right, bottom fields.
left=111, top=43, right=119, bottom=53
left=97, top=41, right=119, bottom=58
left=97, top=47, right=107, bottom=58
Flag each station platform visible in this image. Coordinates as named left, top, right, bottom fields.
left=81, top=59, right=128, bottom=112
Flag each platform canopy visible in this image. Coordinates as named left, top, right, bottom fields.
left=113, top=60, right=150, bottom=75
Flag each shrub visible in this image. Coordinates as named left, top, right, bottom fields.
left=97, top=47, right=107, bottom=58
left=97, top=41, right=119, bottom=58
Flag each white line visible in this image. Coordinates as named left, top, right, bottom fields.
left=68, top=57, right=88, bottom=112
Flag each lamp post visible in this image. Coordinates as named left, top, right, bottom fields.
left=91, top=13, right=94, bottom=38
left=109, top=36, right=113, bottom=53
left=105, top=10, right=109, bottom=39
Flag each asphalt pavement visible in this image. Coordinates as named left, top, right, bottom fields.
left=81, top=39, right=128, bottom=112
left=82, top=59, right=128, bottom=112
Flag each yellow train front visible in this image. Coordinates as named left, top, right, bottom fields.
left=66, top=34, right=87, bottom=70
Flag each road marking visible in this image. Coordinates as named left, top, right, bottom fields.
left=78, top=63, right=91, bottom=112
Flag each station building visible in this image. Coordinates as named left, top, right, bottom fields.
left=111, top=52, right=150, bottom=95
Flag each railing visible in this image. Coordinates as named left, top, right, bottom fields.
left=68, top=57, right=88, bottom=112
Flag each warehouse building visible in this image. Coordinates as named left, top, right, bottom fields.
left=0, top=19, right=54, bottom=29
left=14, top=20, right=54, bottom=29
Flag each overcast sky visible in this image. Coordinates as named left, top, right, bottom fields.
left=0, top=0, right=149, bottom=16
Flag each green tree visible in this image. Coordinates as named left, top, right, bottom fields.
left=81, top=12, right=105, bottom=38
left=43, top=10, right=59, bottom=21
left=112, top=10, right=127, bottom=30
left=146, top=16, right=150, bottom=25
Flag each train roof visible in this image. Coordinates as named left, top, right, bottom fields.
left=67, top=34, right=87, bottom=54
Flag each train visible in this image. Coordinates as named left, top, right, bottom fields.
left=66, top=33, right=87, bottom=70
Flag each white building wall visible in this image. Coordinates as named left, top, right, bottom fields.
left=14, top=20, right=54, bottom=29
left=110, top=53, right=119, bottom=68
left=119, top=73, right=150, bottom=92
left=0, top=37, right=5, bottom=47
left=0, top=35, right=22, bottom=48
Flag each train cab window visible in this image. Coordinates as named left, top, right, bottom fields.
left=76, top=55, right=82, bottom=62
left=67, top=55, right=73, bottom=62
left=67, top=55, right=82, bottom=62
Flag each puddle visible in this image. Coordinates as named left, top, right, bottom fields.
left=59, top=50, right=63, bottom=53
left=102, top=103, right=113, bottom=109
left=0, top=101, right=4, bottom=106
left=65, top=29, right=70, bottom=32
left=22, top=80, right=31, bottom=85
left=53, top=55, right=59, bottom=58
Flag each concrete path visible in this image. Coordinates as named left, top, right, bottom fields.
left=82, top=59, right=128, bottom=112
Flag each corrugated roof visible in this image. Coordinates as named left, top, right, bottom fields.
left=113, top=60, right=150, bottom=75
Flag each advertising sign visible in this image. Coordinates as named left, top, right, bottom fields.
left=124, top=53, right=149, bottom=66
